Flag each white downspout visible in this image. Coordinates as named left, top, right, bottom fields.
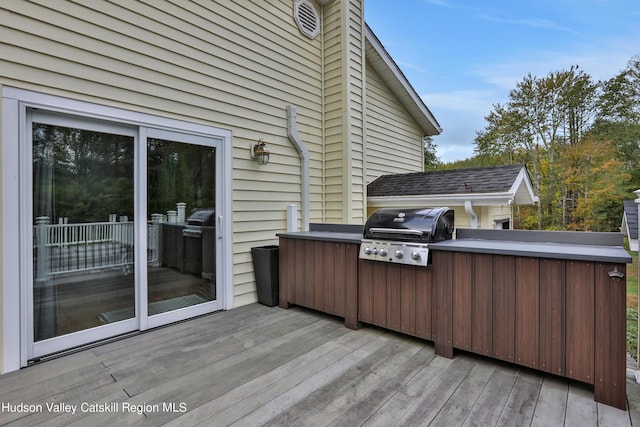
left=286, top=105, right=310, bottom=231
left=464, top=200, right=478, bottom=229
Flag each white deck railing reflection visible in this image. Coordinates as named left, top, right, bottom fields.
left=34, top=216, right=160, bottom=281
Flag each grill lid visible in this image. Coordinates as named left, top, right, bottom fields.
left=363, top=207, right=454, bottom=242
left=187, top=209, right=216, bottom=226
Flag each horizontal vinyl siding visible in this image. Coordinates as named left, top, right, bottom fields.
left=0, top=0, right=325, bottom=306
left=322, top=1, right=345, bottom=223
left=365, top=62, right=424, bottom=183
left=346, top=0, right=365, bottom=224
left=322, top=0, right=365, bottom=225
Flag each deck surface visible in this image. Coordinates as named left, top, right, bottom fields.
left=1, top=303, right=639, bottom=426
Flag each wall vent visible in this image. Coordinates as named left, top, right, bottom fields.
left=294, top=0, right=320, bottom=39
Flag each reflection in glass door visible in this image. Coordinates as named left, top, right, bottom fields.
left=25, top=106, right=226, bottom=361
left=146, top=136, right=217, bottom=318
left=32, top=121, right=136, bottom=345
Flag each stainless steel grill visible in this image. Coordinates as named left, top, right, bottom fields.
left=359, top=207, right=454, bottom=266
left=182, top=209, right=216, bottom=278
left=183, top=209, right=216, bottom=237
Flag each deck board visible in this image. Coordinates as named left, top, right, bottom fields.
left=462, top=365, right=519, bottom=426
left=164, top=329, right=377, bottom=426
left=565, top=381, right=599, bottom=425
left=0, top=304, right=637, bottom=426
left=429, top=359, right=498, bottom=426
left=496, top=369, right=543, bottom=426
left=318, top=346, right=436, bottom=427
left=247, top=333, right=411, bottom=427
left=530, top=375, right=568, bottom=426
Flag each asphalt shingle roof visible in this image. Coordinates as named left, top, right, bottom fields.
left=367, top=164, right=526, bottom=197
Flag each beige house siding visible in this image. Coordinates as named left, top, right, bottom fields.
left=322, top=2, right=344, bottom=224
left=323, top=0, right=366, bottom=224
left=346, top=0, right=367, bottom=225
left=0, top=0, right=327, bottom=308
left=485, top=205, right=513, bottom=228
left=447, top=206, right=513, bottom=230
left=365, top=62, right=424, bottom=183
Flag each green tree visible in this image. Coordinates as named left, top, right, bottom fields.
left=474, top=66, right=599, bottom=229
left=561, top=137, right=630, bottom=231
left=423, top=135, right=441, bottom=171
left=593, top=55, right=640, bottom=187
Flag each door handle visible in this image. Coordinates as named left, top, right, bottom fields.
left=217, top=216, right=223, bottom=239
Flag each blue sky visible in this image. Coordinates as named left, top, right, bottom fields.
left=365, top=0, right=640, bottom=163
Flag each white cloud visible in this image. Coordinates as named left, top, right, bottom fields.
left=477, top=14, right=580, bottom=35
left=472, top=34, right=640, bottom=91
left=422, top=0, right=459, bottom=9
left=423, top=89, right=498, bottom=116
left=421, top=91, right=494, bottom=162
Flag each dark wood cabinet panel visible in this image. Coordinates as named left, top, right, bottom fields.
left=399, top=265, right=417, bottom=336
left=371, top=261, right=388, bottom=328
left=515, top=257, right=540, bottom=369
left=452, top=252, right=472, bottom=351
left=472, top=254, right=493, bottom=357
left=539, top=259, right=565, bottom=376
left=493, top=255, right=515, bottom=363
left=358, top=259, right=433, bottom=342
left=279, top=237, right=358, bottom=329
left=565, top=260, right=594, bottom=383
left=432, top=251, right=453, bottom=358
left=594, top=262, right=627, bottom=409
left=415, top=265, right=432, bottom=340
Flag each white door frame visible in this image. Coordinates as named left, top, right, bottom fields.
left=27, top=110, right=140, bottom=359
left=2, top=87, right=233, bottom=371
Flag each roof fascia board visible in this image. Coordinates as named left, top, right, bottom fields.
left=364, top=24, right=442, bottom=135
left=368, top=192, right=516, bottom=208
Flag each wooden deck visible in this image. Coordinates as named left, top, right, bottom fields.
left=1, top=303, right=639, bottom=426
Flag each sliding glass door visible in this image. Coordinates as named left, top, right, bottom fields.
left=144, top=129, right=222, bottom=328
left=27, top=111, right=223, bottom=359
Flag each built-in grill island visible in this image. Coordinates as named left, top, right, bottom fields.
left=359, top=207, right=454, bottom=266
left=278, top=219, right=631, bottom=410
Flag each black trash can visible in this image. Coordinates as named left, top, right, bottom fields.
left=251, top=245, right=279, bottom=306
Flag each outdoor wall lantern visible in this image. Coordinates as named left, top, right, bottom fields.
left=251, top=139, right=270, bottom=165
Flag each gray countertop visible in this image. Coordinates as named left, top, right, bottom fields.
left=277, top=223, right=363, bottom=243
left=277, top=226, right=632, bottom=264
left=430, top=239, right=632, bottom=264
left=276, top=231, right=362, bottom=244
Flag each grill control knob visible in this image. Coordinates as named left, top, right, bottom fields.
left=411, top=251, right=421, bottom=261
left=379, top=248, right=388, bottom=257
left=364, top=247, right=373, bottom=255
left=394, top=250, right=404, bottom=259
left=372, top=248, right=379, bottom=255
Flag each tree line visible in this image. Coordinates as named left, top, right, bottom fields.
left=33, top=125, right=216, bottom=225
left=428, top=54, right=640, bottom=231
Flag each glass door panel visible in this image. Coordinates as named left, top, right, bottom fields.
left=146, top=137, right=217, bottom=316
left=32, top=122, right=136, bottom=342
